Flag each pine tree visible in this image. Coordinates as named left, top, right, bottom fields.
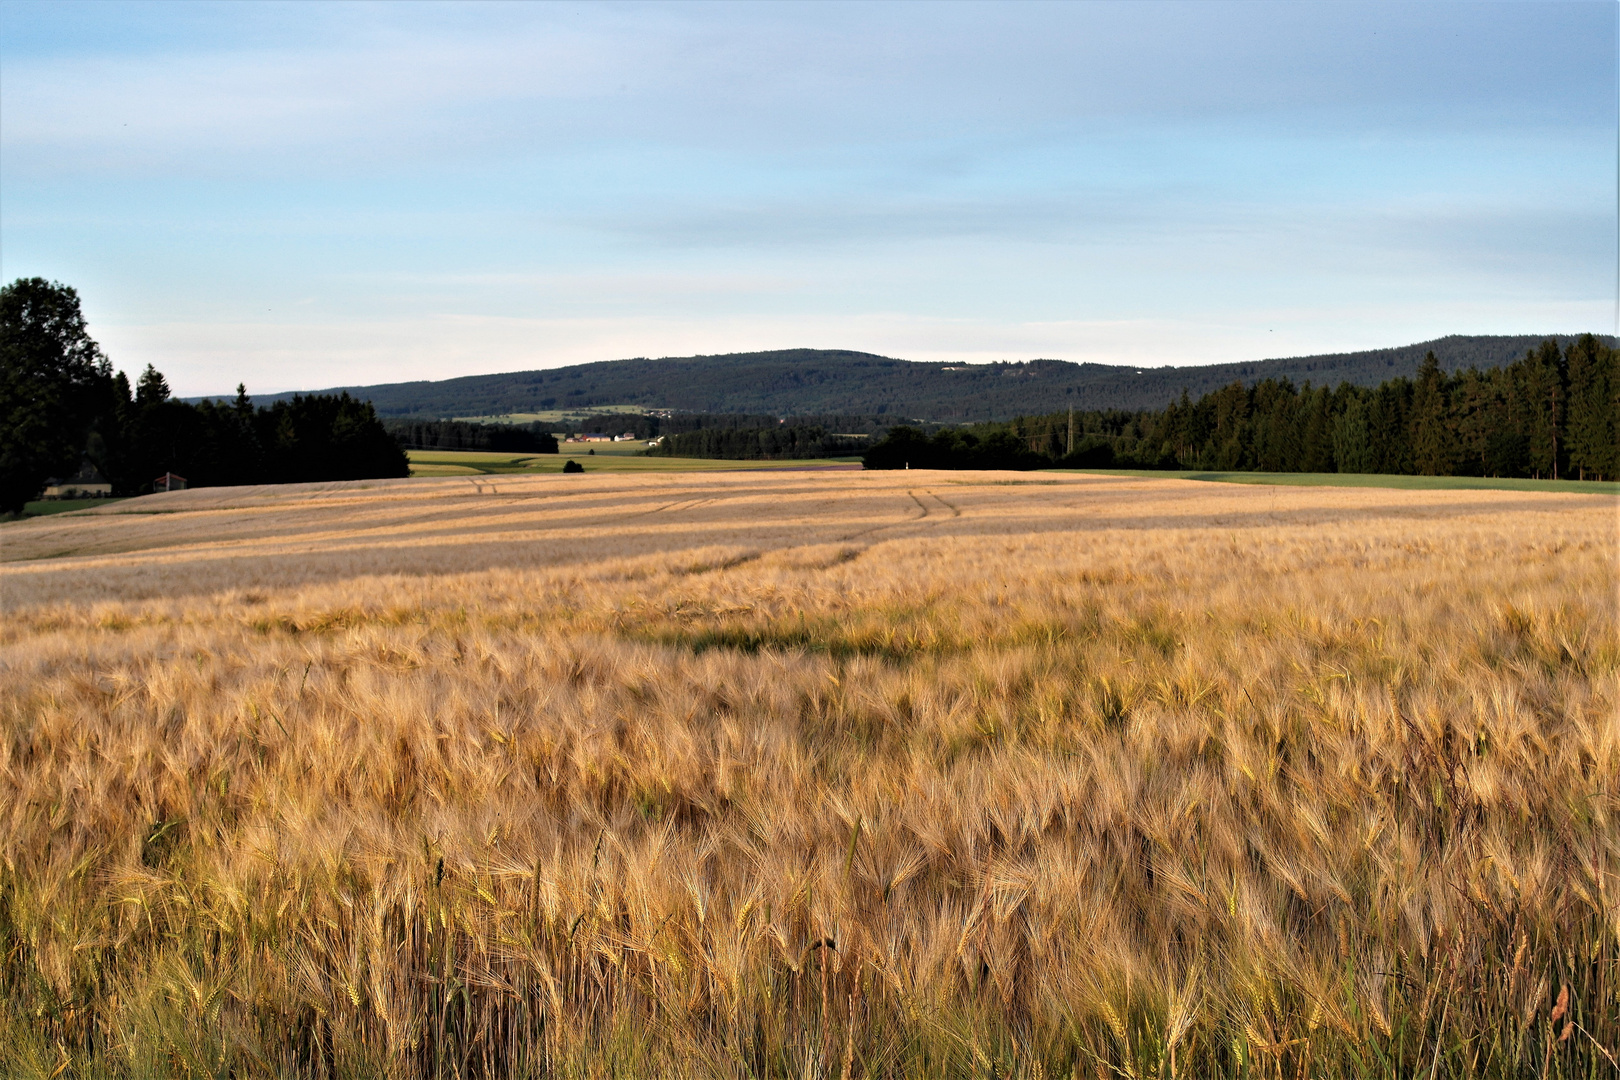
left=1250, top=379, right=1300, bottom=471
left=1522, top=340, right=1566, bottom=479
left=1564, top=335, right=1616, bottom=481
left=1332, top=392, right=1374, bottom=474
left=1210, top=383, right=1250, bottom=469
left=1299, top=386, right=1336, bottom=472
left=1408, top=352, right=1454, bottom=475
left=1451, top=368, right=1494, bottom=476
left=1367, top=381, right=1412, bottom=474
left=136, top=364, right=171, bottom=406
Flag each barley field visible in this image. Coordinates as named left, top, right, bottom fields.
left=1, top=472, right=1615, bottom=1078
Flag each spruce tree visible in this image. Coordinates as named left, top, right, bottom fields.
left=1450, top=367, right=1496, bottom=476
left=1408, top=352, right=1454, bottom=475
left=1522, top=340, right=1566, bottom=479
left=1368, top=382, right=1412, bottom=474
left=1564, top=334, right=1616, bottom=481
left=1331, top=392, right=1374, bottom=474
left=1298, top=387, right=1335, bottom=472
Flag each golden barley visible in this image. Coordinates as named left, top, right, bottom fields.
left=0, top=470, right=1614, bottom=1077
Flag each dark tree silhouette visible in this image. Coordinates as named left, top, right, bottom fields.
left=0, top=279, right=114, bottom=513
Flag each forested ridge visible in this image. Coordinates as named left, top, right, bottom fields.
left=239, top=336, right=1609, bottom=421
left=865, top=336, right=1619, bottom=481
left=559, top=411, right=895, bottom=440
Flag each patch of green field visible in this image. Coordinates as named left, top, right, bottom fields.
left=407, top=463, right=486, bottom=476
left=556, top=440, right=653, bottom=456
left=406, top=450, right=860, bottom=476
left=1060, top=468, right=1620, bottom=495
left=452, top=404, right=652, bottom=425
left=20, top=497, right=131, bottom=517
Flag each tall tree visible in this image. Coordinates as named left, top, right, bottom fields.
left=1210, top=382, right=1250, bottom=469
left=1450, top=367, right=1497, bottom=476
left=1331, top=392, right=1375, bottom=474
left=1298, top=386, right=1336, bottom=473
left=1408, top=352, right=1453, bottom=475
left=1250, top=379, right=1300, bottom=472
left=0, top=278, right=113, bottom=513
left=1365, top=381, right=1412, bottom=474
left=1522, top=340, right=1566, bottom=479
left=1564, top=334, right=1616, bottom=481
left=122, top=364, right=206, bottom=488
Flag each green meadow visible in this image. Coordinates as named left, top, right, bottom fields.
left=17, top=497, right=131, bottom=518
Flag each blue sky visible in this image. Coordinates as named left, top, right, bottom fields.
left=1, top=1, right=1614, bottom=396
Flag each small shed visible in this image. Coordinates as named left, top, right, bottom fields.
left=153, top=472, right=189, bottom=492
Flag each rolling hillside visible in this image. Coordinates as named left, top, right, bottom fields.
left=238, top=334, right=1608, bottom=422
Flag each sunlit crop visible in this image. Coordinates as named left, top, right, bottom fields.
left=2, top=472, right=1615, bottom=1078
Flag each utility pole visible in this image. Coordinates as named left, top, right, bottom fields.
left=1066, top=406, right=1076, bottom=458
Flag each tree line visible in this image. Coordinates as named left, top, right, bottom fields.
left=383, top=419, right=558, bottom=454
left=649, top=425, right=868, bottom=460
left=1, top=278, right=406, bottom=513
left=564, top=411, right=897, bottom=440
left=865, top=336, right=1617, bottom=480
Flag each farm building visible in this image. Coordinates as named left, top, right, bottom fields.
left=153, top=472, right=188, bottom=492
left=41, top=462, right=112, bottom=498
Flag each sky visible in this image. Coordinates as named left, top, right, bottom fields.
left=1, top=1, right=1615, bottom=397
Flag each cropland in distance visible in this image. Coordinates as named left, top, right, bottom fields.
left=1, top=471, right=1615, bottom=1077
left=404, top=447, right=862, bottom=476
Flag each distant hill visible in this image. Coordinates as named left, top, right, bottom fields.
left=234, top=335, right=1611, bottom=422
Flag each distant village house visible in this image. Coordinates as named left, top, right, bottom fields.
left=40, top=462, right=112, bottom=499
left=153, top=472, right=188, bottom=492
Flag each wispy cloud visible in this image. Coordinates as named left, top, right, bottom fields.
left=1, top=1, right=1612, bottom=394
